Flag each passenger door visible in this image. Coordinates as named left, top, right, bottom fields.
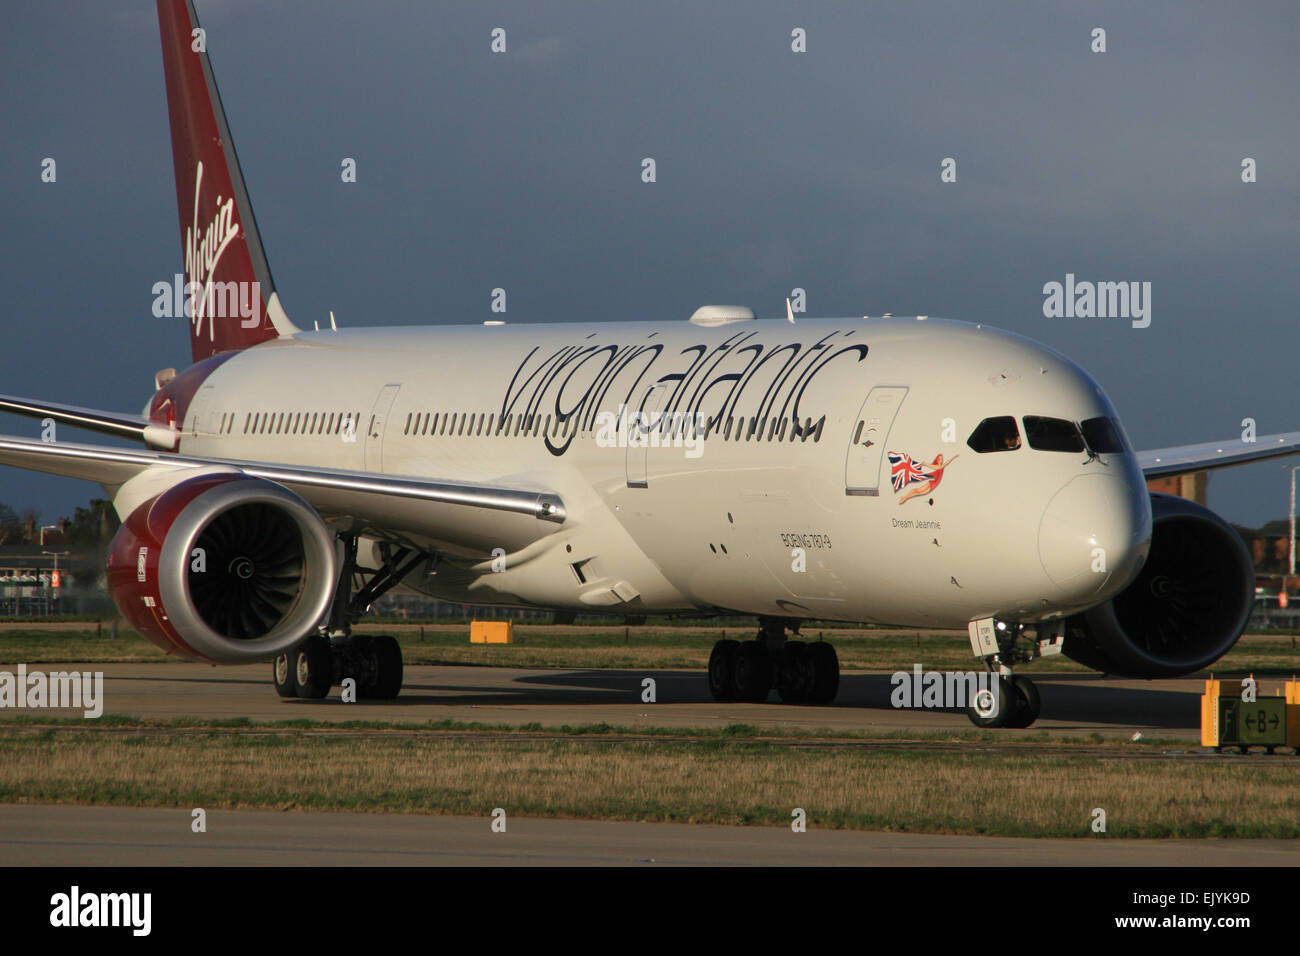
left=626, top=382, right=668, bottom=488
left=844, top=385, right=908, bottom=495
left=364, top=383, right=401, bottom=472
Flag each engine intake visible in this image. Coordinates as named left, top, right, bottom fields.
left=107, top=474, right=337, bottom=663
left=1062, top=493, right=1254, bottom=677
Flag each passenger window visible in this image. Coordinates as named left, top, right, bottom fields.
left=1080, top=417, right=1125, bottom=454
left=967, top=416, right=1021, bottom=453
left=1023, top=416, right=1085, bottom=452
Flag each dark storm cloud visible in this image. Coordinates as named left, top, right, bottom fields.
left=1, top=0, right=1297, bottom=525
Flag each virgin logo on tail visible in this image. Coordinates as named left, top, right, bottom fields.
left=184, top=161, right=260, bottom=340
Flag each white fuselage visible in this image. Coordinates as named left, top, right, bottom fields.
left=175, top=316, right=1153, bottom=628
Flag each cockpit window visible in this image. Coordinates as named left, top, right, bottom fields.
left=1023, top=416, right=1085, bottom=452
left=966, top=416, right=1021, bottom=453
left=1080, top=416, right=1126, bottom=454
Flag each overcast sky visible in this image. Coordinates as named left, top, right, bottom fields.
left=2, top=0, right=1297, bottom=529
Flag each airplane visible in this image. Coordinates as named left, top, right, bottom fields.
left=3, top=0, right=1298, bottom=727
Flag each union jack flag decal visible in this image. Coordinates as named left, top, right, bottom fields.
left=888, top=452, right=931, bottom=492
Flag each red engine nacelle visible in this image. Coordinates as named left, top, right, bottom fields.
left=107, top=474, right=337, bottom=663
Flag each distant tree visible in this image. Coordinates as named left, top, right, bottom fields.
left=0, top=504, right=21, bottom=545
left=64, top=499, right=120, bottom=551
left=18, top=507, right=40, bottom=544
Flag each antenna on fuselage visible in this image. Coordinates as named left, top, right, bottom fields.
left=330, top=311, right=338, bottom=331
left=786, top=298, right=795, bottom=324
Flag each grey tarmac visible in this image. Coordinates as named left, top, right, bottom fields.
left=3, top=661, right=1213, bottom=739
left=0, top=805, right=1295, bottom=866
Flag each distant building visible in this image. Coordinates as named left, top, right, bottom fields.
left=0, top=546, right=70, bottom=615
left=1146, top=471, right=1208, bottom=505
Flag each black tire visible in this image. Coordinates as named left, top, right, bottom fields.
left=776, top=641, right=813, bottom=703
left=272, top=652, right=297, bottom=698
left=1006, top=676, right=1041, bottom=728
left=293, top=635, right=333, bottom=700
left=807, top=641, right=839, bottom=704
left=966, top=676, right=1017, bottom=728
left=733, top=641, right=774, bottom=703
left=708, top=639, right=740, bottom=701
left=359, top=634, right=403, bottom=700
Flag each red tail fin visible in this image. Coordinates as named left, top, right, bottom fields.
left=157, top=0, right=297, bottom=363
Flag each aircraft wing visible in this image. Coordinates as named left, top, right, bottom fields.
left=0, top=434, right=566, bottom=554
left=1138, top=431, right=1300, bottom=479
left=0, top=393, right=179, bottom=448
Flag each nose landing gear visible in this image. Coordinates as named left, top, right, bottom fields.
left=966, top=674, right=1041, bottom=728
left=964, top=618, right=1056, bottom=728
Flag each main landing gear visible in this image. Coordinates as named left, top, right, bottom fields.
left=707, top=617, right=840, bottom=704
left=964, top=617, right=1056, bottom=728
left=272, top=535, right=425, bottom=701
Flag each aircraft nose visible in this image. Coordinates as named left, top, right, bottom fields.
left=1038, top=473, right=1151, bottom=599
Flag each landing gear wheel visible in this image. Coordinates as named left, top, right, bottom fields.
left=708, top=639, right=740, bottom=701
left=966, top=676, right=1017, bottom=728
left=777, top=641, right=813, bottom=703
left=272, top=652, right=297, bottom=698
left=1006, top=676, right=1041, bottom=728
left=293, top=635, right=333, bottom=700
left=807, top=641, right=839, bottom=704
left=359, top=634, right=403, bottom=700
left=733, top=641, right=774, bottom=703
